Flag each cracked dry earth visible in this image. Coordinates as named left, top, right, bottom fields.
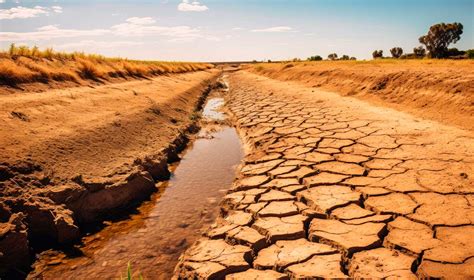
left=174, top=71, right=474, bottom=279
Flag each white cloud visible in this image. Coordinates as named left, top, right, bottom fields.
left=0, top=18, right=208, bottom=42
left=51, top=6, right=62, bottom=13
left=0, top=25, right=109, bottom=41
left=177, top=0, right=208, bottom=12
left=111, top=21, right=201, bottom=39
left=0, top=6, right=47, bottom=19
left=54, top=40, right=143, bottom=50
left=125, top=16, right=155, bottom=25
left=232, top=27, right=244, bottom=31
left=0, top=5, right=63, bottom=20
left=251, top=26, right=293, bottom=33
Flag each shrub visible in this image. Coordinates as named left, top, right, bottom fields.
left=390, top=47, right=403, bottom=58
left=467, top=49, right=474, bottom=59
left=328, top=53, right=338, bottom=60
left=78, top=60, right=103, bottom=80
left=307, top=55, right=322, bottom=61
left=340, top=55, right=350, bottom=60
left=0, top=59, right=38, bottom=85
left=446, top=48, right=466, bottom=57
left=419, top=22, right=463, bottom=58
left=413, top=46, right=426, bottom=58
left=372, top=50, right=383, bottom=59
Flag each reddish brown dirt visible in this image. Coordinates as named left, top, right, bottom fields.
left=175, top=70, right=474, bottom=279
left=245, top=60, right=474, bottom=131
left=0, top=69, right=219, bottom=277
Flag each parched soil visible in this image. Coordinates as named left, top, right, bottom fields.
left=245, top=60, right=474, bottom=131
left=175, top=70, right=474, bottom=279
left=0, top=69, right=219, bottom=276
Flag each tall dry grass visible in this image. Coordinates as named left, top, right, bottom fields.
left=0, top=44, right=213, bottom=87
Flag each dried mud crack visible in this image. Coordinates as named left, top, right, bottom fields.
left=175, top=70, right=474, bottom=279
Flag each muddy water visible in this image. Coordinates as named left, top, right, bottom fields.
left=30, top=95, right=243, bottom=279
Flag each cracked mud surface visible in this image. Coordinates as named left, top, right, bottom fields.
left=175, top=71, right=474, bottom=279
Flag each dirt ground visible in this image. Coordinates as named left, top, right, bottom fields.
left=245, top=60, right=474, bottom=131
left=0, top=69, right=219, bottom=277
left=176, top=70, right=474, bottom=279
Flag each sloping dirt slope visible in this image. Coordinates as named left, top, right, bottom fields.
left=0, top=69, right=219, bottom=277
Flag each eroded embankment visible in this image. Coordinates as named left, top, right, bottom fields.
left=175, top=70, right=474, bottom=279
left=0, top=69, right=220, bottom=277
left=245, top=60, right=474, bottom=131
left=28, top=89, right=244, bottom=279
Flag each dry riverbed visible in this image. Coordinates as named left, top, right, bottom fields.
left=175, top=70, right=474, bottom=279
left=28, top=89, right=244, bottom=279
left=2, top=63, right=473, bottom=279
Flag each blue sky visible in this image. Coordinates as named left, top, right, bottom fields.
left=0, top=0, right=472, bottom=61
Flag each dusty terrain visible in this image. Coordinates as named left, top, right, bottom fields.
left=175, top=70, right=474, bottom=279
left=246, top=60, right=474, bottom=131
left=0, top=68, right=219, bottom=277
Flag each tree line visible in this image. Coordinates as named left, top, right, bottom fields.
left=304, top=22, right=472, bottom=61
left=372, top=22, right=473, bottom=59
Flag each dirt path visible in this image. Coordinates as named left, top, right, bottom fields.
left=175, top=70, right=474, bottom=279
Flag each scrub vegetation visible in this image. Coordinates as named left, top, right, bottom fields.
left=0, top=44, right=213, bottom=87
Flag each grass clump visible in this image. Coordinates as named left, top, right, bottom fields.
left=0, top=44, right=214, bottom=87
left=121, top=262, right=144, bottom=280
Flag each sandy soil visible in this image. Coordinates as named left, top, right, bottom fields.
left=176, top=70, right=474, bottom=279
left=0, top=69, right=219, bottom=277
left=245, top=60, right=474, bottom=131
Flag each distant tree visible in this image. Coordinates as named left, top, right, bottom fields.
left=350, top=57, right=357, bottom=60
left=372, top=50, right=383, bottom=59
left=413, top=46, right=426, bottom=57
left=307, top=55, right=322, bottom=61
left=419, top=22, right=463, bottom=58
left=328, top=53, right=338, bottom=60
left=446, top=48, right=465, bottom=57
left=467, top=49, right=474, bottom=59
left=267, top=59, right=272, bottom=63
left=340, top=55, right=350, bottom=60
left=390, top=47, right=403, bottom=58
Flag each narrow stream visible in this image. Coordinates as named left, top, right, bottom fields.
left=30, top=88, right=243, bottom=279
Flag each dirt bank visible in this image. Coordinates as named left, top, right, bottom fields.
left=0, top=69, right=220, bottom=277
left=245, top=60, right=474, bottom=131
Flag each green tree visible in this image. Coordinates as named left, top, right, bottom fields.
left=466, top=49, right=474, bottom=59
left=327, top=53, right=338, bottom=60
left=390, top=47, right=403, bottom=58
left=419, top=22, right=463, bottom=58
left=372, top=50, right=383, bottom=59
left=307, top=55, right=322, bottom=61
left=413, top=46, right=426, bottom=57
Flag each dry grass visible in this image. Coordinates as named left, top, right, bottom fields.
left=0, top=44, right=213, bottom=87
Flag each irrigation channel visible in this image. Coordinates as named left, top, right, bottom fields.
left=30, top=79, right=244, bottom=279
